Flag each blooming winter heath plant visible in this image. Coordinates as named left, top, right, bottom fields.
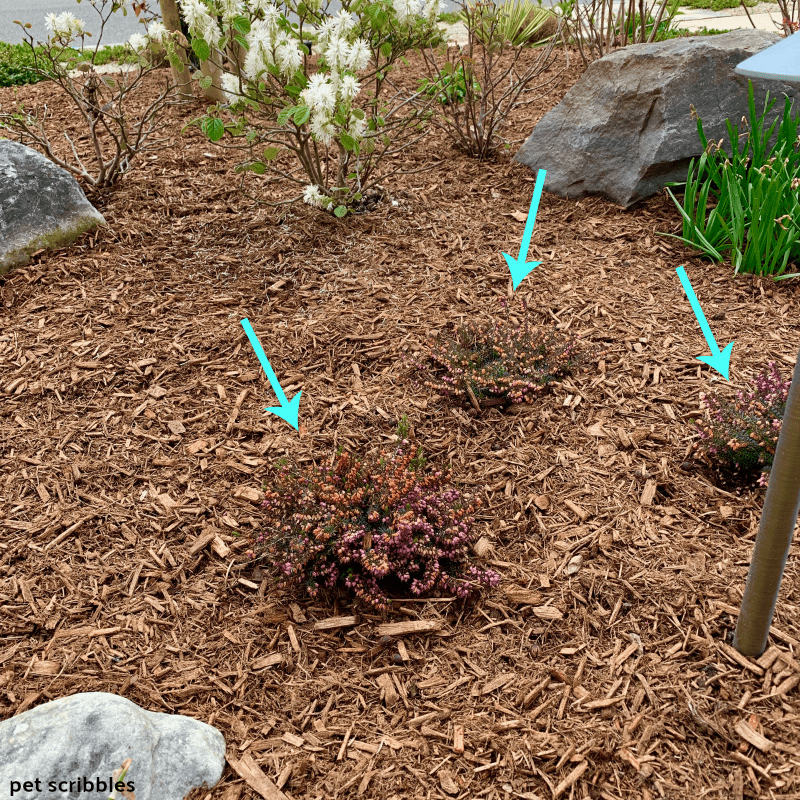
left=409, top=302, right=600, bottom=409
left=248, top=441, right=499, bottom=610
left=692, top=362, right=790, bottom=487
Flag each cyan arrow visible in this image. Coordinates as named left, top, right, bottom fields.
left=675, top=266, right=734, bottom=381
left=502, top=168, right=547, bottom=290
left=240, top=318, right=302, bottom=430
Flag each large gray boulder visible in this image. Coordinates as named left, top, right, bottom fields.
left=515, top=30, right=800, bottom=208
left=0, top=692, right=226, bottom=800
left=0, top=140, right=105, bottom=274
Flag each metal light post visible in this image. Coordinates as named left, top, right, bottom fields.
left=730, top=15, right=800, bottom=659
left=734, top=348, right=800, bottom=656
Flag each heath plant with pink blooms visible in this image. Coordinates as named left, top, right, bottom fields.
left=691, top=362, right=790, bottom=487
left=246, top=440, right=499, bottom=611
left=408, top=304, right=602, bottom=410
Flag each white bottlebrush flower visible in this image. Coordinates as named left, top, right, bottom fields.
left=276, top=41, right=302, bottom=75
left=310, top=114, right=335, bottom=145
left=301, top=73, right=336, bottom=114
left=349, top=115, right=367, bottom=141
left=303, top=184, right=325, bottom=207
left=146, top=21, right=168, bottom=42
left=339, top=74, right=360, bottom=101
left=334, top=9, right=356, bottom=36
left=260, top=3, right=281, bottom=29
left=220, top=71, right=243, bottom=104
left=324, top=36, right=349, bottom=71
left=248, top=18, right=273, bottom=47
left=128, top=32, right=149, bottom=52
left=346, top=38, right=371, bottom=71
left=62, top=12, right=85, bottom=34
left=316, top=17, right=337, bottom=43
left=394, top=0, right=421, bottom=24
left=243, top=41, right=270, bottom=78
left=425, top=0, right=443, bottom=19
left=219, top=0, right=243, bottom=22
left=179, top=0, right=222, bottom=44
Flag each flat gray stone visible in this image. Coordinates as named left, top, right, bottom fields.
left=0, top=692, right=226, bottom=800
left=514, top=30, right=800, bottom=208
left=0, top=140, right=105, bottom=274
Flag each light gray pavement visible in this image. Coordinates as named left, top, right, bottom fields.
left=0, top=0, right=787, bottom=48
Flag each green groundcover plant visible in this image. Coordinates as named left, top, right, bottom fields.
left=0, top=42, right=48, bottom=87
left=691, top=362, right=791, bottom=487
left=0, top=42, right=138, bottom=88
left=247, top=440, right=499, bottom=611
left=409, top=302, right=601, bottom=408
left=660, top=79, right=800, bottom=281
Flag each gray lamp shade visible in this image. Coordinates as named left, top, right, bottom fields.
left=735, top=30, right=800, bottom=82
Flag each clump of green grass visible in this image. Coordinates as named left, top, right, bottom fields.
left=680, top=0, right=757, bottom=10
left=0, top=42, right=46, bottom=87
left=0, top=40, right=138, bottom=88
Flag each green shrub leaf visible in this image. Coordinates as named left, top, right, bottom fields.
left=191, top=37, right=210, bottom=62
left=201, top=117, right=225, bottom=141
left=231, top=15, right=251, bottom=35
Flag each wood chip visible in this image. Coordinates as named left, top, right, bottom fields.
left=554, top=760, right=589, bottom=798
left=532, top=606, right=563, bottom=621
left=735, top=719, right=772, bottom=753
left=211, top=535, right=231, bottom=558
left=564, top=499, right=589, bottom=521
left=313, top=615, right=358, bottom=631
left=377, top=672, right=398, bottom=708
left=503, top=586, right=543, bottom=605
left=376, top=620, right=443, bottom=636
left=227, top=753, right=289, bottom=800
left=718, top=642, right=765, bottom=676
left=234, top=486, right=263, bottom=504
left=187, top=439, right=208, bottom=455
left=640, top=479, right=657, bottom=506
left=188, top=529, right=216, bottom=556
left=251, top=654, right=283, bottom=670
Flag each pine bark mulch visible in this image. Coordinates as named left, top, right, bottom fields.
left=2, top=43, right=800, bottom=800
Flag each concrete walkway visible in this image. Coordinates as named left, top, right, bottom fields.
left=438, top=1, right=789, bottom=45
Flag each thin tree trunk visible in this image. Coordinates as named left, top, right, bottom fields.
left=159, top=0, right=193, bottom=100
left=200, top=49, right=226, bottom=103
left=734, top=346, right=800, bottom=657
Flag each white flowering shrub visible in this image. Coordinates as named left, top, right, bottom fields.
left=160, top=0, right=445, bottom=215
left=0, top=0, right=183, bottom=196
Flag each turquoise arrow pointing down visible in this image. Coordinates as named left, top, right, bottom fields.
left=675, top=266, right=734, bottom=381
left=240, top=318, right=302, bottom=430
left=502, top=168, right=547, bottom=290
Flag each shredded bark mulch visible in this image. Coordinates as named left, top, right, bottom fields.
left=3, top=43, right=800, bottom=800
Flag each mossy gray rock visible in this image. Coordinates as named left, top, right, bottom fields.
left=0, top=692, right=226, bottom=800
left=0, top=140, right=105, bottom=274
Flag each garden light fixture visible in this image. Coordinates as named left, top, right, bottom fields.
left=735, top=30, right=800, bottom=83
left=735, top=346, right=800, bottom=657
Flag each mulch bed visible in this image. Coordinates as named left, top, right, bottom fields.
left=2, top=41, right=800, bottom=800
